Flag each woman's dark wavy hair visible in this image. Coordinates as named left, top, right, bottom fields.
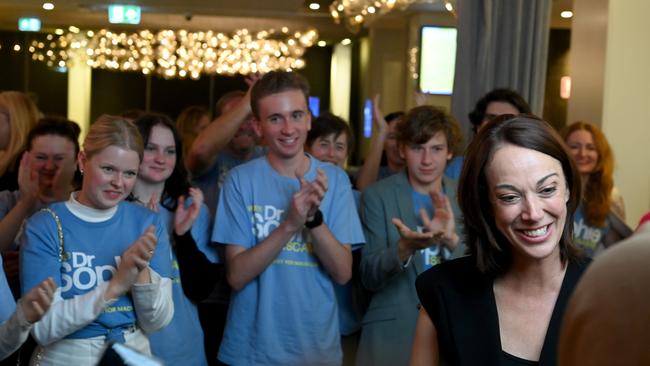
left=458, top=114, right=582, bottom=275
left=133, top=113, right=190, bottom=211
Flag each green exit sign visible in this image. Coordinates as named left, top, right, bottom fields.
left=108, top=5, right=141, bottom=24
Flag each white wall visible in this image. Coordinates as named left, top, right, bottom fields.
left=601, top=0, right=650, bottom=227
left=566, top=0, right=608, bottom=126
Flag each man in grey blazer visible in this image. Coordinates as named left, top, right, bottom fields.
left=356, top=105, right=465, bottom=366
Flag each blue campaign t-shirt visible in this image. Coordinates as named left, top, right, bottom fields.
left=0, top=255, right=16, bottom=324
left=148, top=199, right=210, bottom=366
left=21, top=201, right=173, bottom=338
left=411, top=189, right=451, bottom=273
left=212, top=155, right=365, bottom=366
left=192, top=146, right=266, bottom=222
left=573, top=205, right=609, bottom=257
left=444, top=156, right=464, bottom=181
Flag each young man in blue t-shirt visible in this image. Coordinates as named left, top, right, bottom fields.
left=212, top=71, right=364, bottom=366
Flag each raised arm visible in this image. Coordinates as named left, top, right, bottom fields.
left=187, top=74, right=260, bottom=176
left=356, top=94, right=388, bottom=191
left=174, top=188, right=226, bottom=302
left=0, top=153, right=39, bottom=252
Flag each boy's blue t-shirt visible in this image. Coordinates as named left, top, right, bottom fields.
left=573, top=205, right=609, bottom=257
left=212, top=155, right=365, bottom=366
left=21, top=201, right=173, bottom=339
left=444, top=156, right=464, bottom=181
left=411, top=189, right=451, bottom=272
left=148, top=200, right=210, bottom=366
left=0, top=255, right=16, bottom=324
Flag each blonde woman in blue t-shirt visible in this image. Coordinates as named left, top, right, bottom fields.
left=21, top=116, right=173, bottom=365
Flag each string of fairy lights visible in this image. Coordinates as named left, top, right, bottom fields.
left=330, top=0, right=456, bottom=31
left=26, top=27, right=319, bottom=79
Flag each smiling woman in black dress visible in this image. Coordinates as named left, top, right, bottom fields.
left=410, top=115, right=589, bottom=366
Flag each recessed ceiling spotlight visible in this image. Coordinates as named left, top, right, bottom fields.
left=54, top=28, right=64, bottom=35
left=341, top=38, right=351, bottom=46
left=309, top=2, right=320, bottom=10
left=560, top=10, right=573, bottom=18
left=43, top=2, right=54, bottom=10
left=317, top=40, right=326, bottom=47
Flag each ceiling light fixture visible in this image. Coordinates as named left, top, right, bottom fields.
left=309, top=2, right=320, bottom=10
left=42, top=2, right=54, bottom=10
left=560, top=10, right=573, bottom=19
left=317, top=40, right=326, bottom=47
left=29, top=27, right=319, bottom=79
left=331, top=0, right=456, bottom=31
left=341, top=38, right=351, bottom=46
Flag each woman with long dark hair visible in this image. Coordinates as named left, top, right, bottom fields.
left=132, top=113, right=212, bottom=365
left=411, top=115, right=589, bottom=365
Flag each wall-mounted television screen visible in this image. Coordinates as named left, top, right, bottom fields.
left=419, top=26, right=457, bottom=95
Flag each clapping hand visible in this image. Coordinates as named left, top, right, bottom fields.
left=43, top=157, right=77, bottom=203
left=285, top=169, right=328, bottom=232
left=17, top=152, right=39, bottom=204
left=393, top=190, right=457, bottom=251
left=21, top=277, right=56, bottom=323
left=174, top=187, right=203, bottom=236
left=106, top=226, right=158, bottom=299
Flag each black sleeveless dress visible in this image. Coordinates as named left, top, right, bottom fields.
left=415, top=256, right=589, bottom=366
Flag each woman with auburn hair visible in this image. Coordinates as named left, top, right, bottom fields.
left=563, top=121, right=631, bottom=256
left=0, top=92, right=42, bottom=190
